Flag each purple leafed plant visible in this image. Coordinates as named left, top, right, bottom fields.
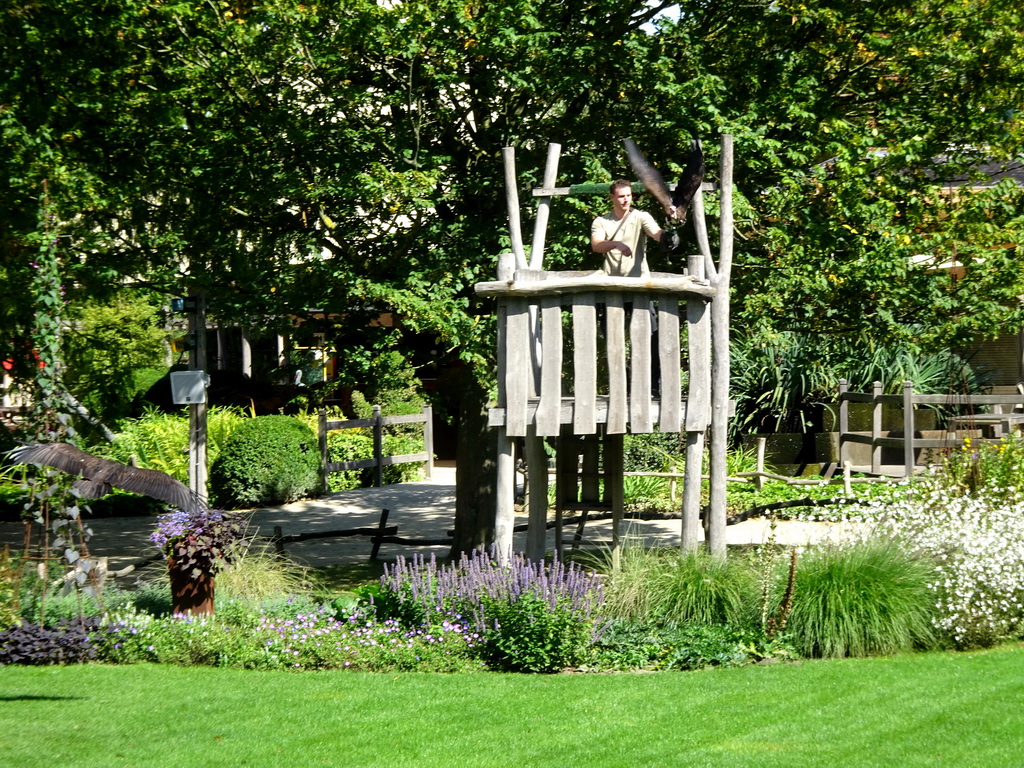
left=151, top=509, right=248, bottom=576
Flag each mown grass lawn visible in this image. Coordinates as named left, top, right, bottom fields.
left=3, top=644, right=1023, bottom=767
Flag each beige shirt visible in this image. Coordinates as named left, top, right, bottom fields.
left=591, top=209, right=661, bottom=277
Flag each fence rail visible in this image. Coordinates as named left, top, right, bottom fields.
left=317, top=405, right=433, bottom=488
left=838, top=379, right=1024, bottom=477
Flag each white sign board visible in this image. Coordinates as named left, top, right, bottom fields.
left=170, top=371, right=209, bottom=404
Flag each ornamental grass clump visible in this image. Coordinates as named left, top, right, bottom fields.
left=601, top=544, right=759, bottom=627
left=380, top=551, right=605, bottom=672
left=784, top=538, right=938, bottom=659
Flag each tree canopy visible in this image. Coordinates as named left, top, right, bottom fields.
left=4, top=0, right=1023, bottom=375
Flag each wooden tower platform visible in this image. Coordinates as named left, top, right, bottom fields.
left=475, top=138, right=735, bottom=563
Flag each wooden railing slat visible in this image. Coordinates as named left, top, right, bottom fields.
left=658, top=296, right=682, bottom=432
left=573, top=293, right=598, bottom=434
left=536, top=295, right=563, bottom=436
left=606, top=294, right=627, bottom=434
left=505, top=297, right=531, bottom=436
left=629, top=296, right=653, bottom=433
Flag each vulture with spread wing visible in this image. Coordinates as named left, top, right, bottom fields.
left=7, top=443, right=205, bottom=513
left=624, top=138, right=705, bottom=223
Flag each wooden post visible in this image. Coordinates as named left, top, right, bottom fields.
left=318, top=408, right=329, bottom=489
left=838, top=378, right=849, bottom=468
left=188, top=291, right=208, bottom=505
left=372, top=405, right=384, bottom=487
left=215, top=327, right=226, bottom=371
left=369, top=508, right=391, bottom=562
left=903, top=380, right=915, bottom=478
left=241, top=327, right=252, bottom=378
left=525, top=427, right=548, bottom=562
left=706, top=134, right=734, bottom=559
left=273, top=525, right=285, bottom=556
left=277, top=333, right=288, bottom=369
left=423, top=405, right=434, bottom=480
left=494, top=252, right=516, bottom=564
left=495, top=428, right=516, bottom=564
left=755, top=436, right=766, bottom=491
left=872, top=380, right=883, bottom=475
left=690, top=140, right=716, bottom=281
left=502, top=147, right=528, bottom=269
left=681, top=430, right=704, bottom=552
left=530, top=143, right=561, bottom=269
left=683, top=253, right=709, bottom=552
left=606, top=432, right=625, bottom=569
left=555, top=428, right=577, bottom=557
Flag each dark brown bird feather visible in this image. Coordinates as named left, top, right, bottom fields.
left=624, top=138, right=705, bottom=223
left=7, top=443, right=204, bottom=513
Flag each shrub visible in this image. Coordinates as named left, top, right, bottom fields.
left=324, top=430, right=375, bottom=491
left=857, top=477, right=1024, bottom=649
left=380, top=551, right=605, bottom=672
left=933, top=433, right=1024, bottom=502
left=784, top=538, right=938, bottom=658
left=601, top=546, right=759, bottom=627
left=590, top=620, right=792, bottom=671
left=623, top=431, right=680, bottom=472
left=210, top=415, right=321, bottom=507
left=92, top=606, right=485, bottom=672
left=104, top=406, right=245, bottom=485
left=0, top=619, right=98, bottom=665
left=622, top=474, right=671, bottom=513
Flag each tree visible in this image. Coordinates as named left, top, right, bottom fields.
left=4, top=0, right=1024, bottom=550
left=62, top=291, right=168, bottom=428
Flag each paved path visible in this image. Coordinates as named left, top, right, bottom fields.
left=0, top=465, right=858, bottom=575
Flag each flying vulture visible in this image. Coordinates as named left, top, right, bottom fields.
left=7, top=443, right=205, bottom=514
left=624, top=138, right=705, bottom=223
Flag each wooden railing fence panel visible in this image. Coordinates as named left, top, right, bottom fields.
left=318, top=405, right=433, bottom=488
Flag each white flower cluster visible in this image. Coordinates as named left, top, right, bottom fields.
left=851, top=480, right=1024, bottom=648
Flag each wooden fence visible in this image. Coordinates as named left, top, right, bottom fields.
left=477, top=268, right=713, bottom=437
left=838, top=379, right=1024, bottom=477
left=317, top=405, right=434, bottom=489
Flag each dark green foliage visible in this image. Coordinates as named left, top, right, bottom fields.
left=61, top=291, right=169, bottom=427
left=590, top=621, right=792, bottom=671
left=480, top=593, right=591, bottom=673
left=0, top=619, right=98, bottom=666
left=623, top=431, right=682, bottom=472
left=210, top=415, right=321, bottom=507
left=325, top=430, right=375, bottom=491
left=785, top=539, right=939, bottom=658
left=731, top=332, right=985, bottom=435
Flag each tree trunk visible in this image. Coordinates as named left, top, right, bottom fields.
left=449, top=364, right=497, bottom=556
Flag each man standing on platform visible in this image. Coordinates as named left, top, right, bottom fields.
left=591, top=179, right=665, bottom=277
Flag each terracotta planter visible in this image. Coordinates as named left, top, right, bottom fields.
left=168, top=557, right=216, bottom=615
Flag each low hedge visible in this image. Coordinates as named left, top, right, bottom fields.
left=210, top=415, right=321, bottom=507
